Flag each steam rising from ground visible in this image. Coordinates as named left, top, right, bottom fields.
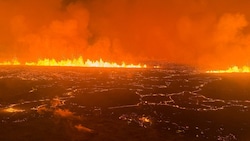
left=1, top=0, right=250, bottom=68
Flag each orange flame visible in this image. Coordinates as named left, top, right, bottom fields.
left=0, top=59, right=20, bottom=66
left=206, top=66, right=250, bottom=73
left=0, top=56, right=147, bottom=68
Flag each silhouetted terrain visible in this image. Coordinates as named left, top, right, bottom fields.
left=0, top=66, right=249, bottom=141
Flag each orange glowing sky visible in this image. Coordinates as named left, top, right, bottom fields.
left=1, top=0, right=250, bottom=68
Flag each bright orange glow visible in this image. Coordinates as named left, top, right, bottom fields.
left=139, top=117, right=151, bottom=123
left=3, top=107, right=25, bottom=113
left=75, top=124, right=94, bottom=133
left=2, top=1, right=250, bottom=67
left=0, top=56, right=147, bottom=68
left=206, top=66, right=250, bottom=73
left=153, top=65, right=160, bottom=69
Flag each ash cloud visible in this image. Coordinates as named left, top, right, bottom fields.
left=1, top=0, right=250, bottom=68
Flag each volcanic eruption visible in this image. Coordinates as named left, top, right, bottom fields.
left=1, top=1, right=250, bottom=141
left=0, top=0, right=250, bottom=69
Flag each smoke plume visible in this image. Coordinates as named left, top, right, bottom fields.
left=1, top=0, right=250, bottom=68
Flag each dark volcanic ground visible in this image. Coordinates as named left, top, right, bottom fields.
left=0, top=66, right=250, bottom=141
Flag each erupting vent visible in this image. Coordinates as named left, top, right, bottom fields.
left=0, top=57, right=147, bottom=68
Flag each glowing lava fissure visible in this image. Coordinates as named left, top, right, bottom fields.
left=206, top=66, right=250, bottom=73
left=0, top=57, right=147, bottom=68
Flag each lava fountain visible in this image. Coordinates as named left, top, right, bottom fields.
left=206, top=66, right=250, bottom=73
left=0, top=56, right=147, bottom=68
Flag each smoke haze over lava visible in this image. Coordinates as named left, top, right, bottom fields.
left=1, top=0, right=250, bottom=68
